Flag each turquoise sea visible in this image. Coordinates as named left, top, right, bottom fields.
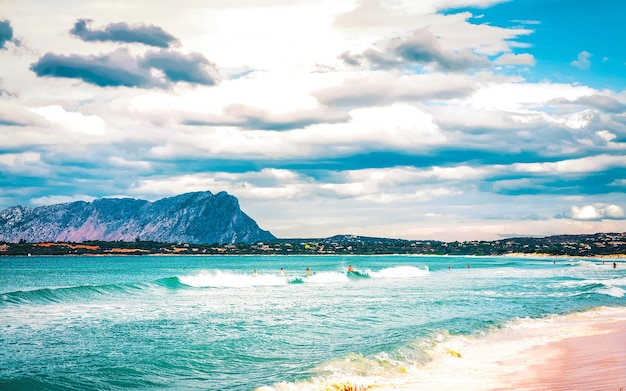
left=1, top=254, right=624, bottom=390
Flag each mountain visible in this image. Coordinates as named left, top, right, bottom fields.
left=0, top=191, right=275, bottom=244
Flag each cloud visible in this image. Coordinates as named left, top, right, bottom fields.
left=341, top=28, right=491, bottom=72
left=567, top=204, right=625, bottom=221
left=314, top=71, right=476, bottom=107
left=70, top=19, right=179, bottom=48
left=333, top=0, right=509, bottom=32
left=571, top=51, right=591, bottom=70
left=0, top=102, right=48, bottom=128
left=0, top=19, right=20, bottom=49
left=549, top=94, right=625, bottom=113
left=394, top=28, right=492, bottom=71
left=128, top=165, right=471, bottom=205
left=148, top=103, right=447, bottom=161
left=140, top=50, right=219, bottom=85
left=30, top=49, right=153, bottom=88
left=495, top=53, right=536, bottom=66
left=513, top=154, right=626, bottom=175
left=29, top=105, right=108, bottom=135
left=0, top=152, right=41, bottom=168
left=183, top=104, right=349, bottom=131
left=0, top=78, right=18, bottom=98
left=30, top=194, right=96, bottom=206
left=0, top=118, right=24, bottom=126
left=29, top=48, right=219, bottom=88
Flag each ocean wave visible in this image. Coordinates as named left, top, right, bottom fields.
left=178, top=270, right=289, bottom=288
left=303, top=271, right=350, bottom=284
left=176, top=265, right=429, bottom=289
left=369, top=265, right=429, bottom=279
left=0, top=282, right=147, bottom=306
left=300, top=266, right=429, bottom=283
left=255, top=330, right=462, bottom=391
left=595, top=286, right=625, bottom=298
left=560, top=277, right=626, bottom=298
left=588, top=277, right=626, bottom=298
left=0, top=265, right=432, bottom=306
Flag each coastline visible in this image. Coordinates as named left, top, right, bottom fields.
left=367, top=306, right=626, bottom=391
left=3, top=251, right=626, bottom=259
left=503, top=252, right=626, bottom=260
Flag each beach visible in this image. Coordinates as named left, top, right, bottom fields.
left=371, top=306, right=626, bottom=391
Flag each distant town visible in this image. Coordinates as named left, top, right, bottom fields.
left=1, top=232, right=625, bottom=257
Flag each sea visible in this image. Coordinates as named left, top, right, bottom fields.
left=1, top=254, right=624, bottom=390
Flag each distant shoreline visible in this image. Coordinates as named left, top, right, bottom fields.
left=2, top=251, right=625, bottom=260
left=1, top=232, right=625, bottom=257
left=502, top=252, right=626, bottom=259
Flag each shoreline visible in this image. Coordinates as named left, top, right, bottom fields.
left=368, top=306, right=626, bottom=391
left=503, top=252, right=626, bottom=259
left=2, top=252, right=625, bottom=259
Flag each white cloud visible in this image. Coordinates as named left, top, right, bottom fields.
left=0, top=152, right=40, bottom=167
left=108, top=156, right=152, bottom=170
left=314, top=71, right=476, bottom=106
left=495, top=53, right=536, bottom=66
left=0, top=152, right=50, bottom=176
left=568, top=204, right=625, bottom=220
left=596, top=130, right=616, bottom=142
left=513, top=154, right=626, bottom=174
left=146, top=103, right=446, bottom=160
left=29, top=105, right=108, bottom=135
left=30, top=194, right=96, bottom=206
left=345, top=104, right=446, bottom=147
left=571, top=51, right=591, bottom=70
left=604, top=204, right=626, bottom=219
left=468, top=81, right=595, bottom=111
left=554, top=109, right=597, bottom=129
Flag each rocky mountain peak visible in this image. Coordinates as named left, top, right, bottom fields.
left=0, top=191, right=275, bottom=244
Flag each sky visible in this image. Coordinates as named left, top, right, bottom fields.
left=1, top=0, right=625, bottom=241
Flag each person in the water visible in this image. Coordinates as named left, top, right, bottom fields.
left=347, top=265, right=354, bottom=272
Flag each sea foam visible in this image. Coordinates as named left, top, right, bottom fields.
left=369, top=265, right=429, bottom=279
left=179, top=271, right=288, bottom=288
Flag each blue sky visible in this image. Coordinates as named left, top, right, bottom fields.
left=454, top=0, right=626, bottom=89
left=0, top=0, right=625, bottom=241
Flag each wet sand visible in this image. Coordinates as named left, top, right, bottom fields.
left=506, top=321, right=626, bottom=391
left=372, top=306, right=626, bottom=391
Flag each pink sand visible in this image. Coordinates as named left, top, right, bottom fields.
left=370, top=306, right=626, bottom=391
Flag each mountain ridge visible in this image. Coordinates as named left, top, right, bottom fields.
left=0, top=191, right=275, bottom=244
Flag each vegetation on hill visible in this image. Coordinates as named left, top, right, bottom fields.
left=1, top=232, right=625, bottom=257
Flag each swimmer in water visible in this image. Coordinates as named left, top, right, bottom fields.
left=280, top=267, right=286, bottom=276
left=306, top=267, right=311, bottom=276
left=347, top=265, right=354, bottom=272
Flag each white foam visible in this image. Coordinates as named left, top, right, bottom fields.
left=370, top=266, right=429, bottom=279
left=595, top=286, right=625, bottom=298
left=304, top=271, right=349, bottom=283
left=608, top=276, right=626, bottom=286
left=560, top=277, right=626, bottom=298
left=179, top=271, right=288, bottom=288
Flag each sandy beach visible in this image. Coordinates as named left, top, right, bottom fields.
left=371, top=306, right=626, bottom=391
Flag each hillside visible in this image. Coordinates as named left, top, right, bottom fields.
left=0, top=191, right=275, bottom=244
